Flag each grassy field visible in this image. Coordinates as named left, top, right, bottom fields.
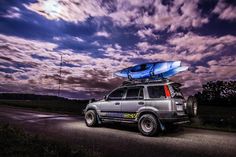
left=0, top=123, right=101, bottom=157
left=0, top=99, right=88, bottom=115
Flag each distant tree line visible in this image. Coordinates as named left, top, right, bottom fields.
left=0, top=93, right=67, bottom=100
left=0, top=93, right=88, bottom=103
left=195, top=81, right=236, bottom=106
left=1, top=80, right=235, bottom=107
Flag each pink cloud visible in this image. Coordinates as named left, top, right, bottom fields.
left=0, top=34, right=133, bottom=98
left=1, top=30, right=236, bottom=98
left=24, top=0, right=107, bottom=23
left=135, top=32, right=236, bottom=63
left=24, top=0, right=209, bottom=32
left=142, top=0, right=208, bottom=31
left=95, top=31, right=111, bottom=38
left=213, top=0, right=236, bottom=21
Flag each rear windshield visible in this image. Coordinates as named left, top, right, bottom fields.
left=169, top=85, right=184, bottom=99
left=147, top=86, right=166, bottom=98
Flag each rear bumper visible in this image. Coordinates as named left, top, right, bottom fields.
left=160, top=117, right=190, bottom=124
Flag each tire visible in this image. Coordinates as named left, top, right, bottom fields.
left=85, top=110, right=98, bottom=127
left=138, top=114, right=159, bottom=136
left=187, top=96, right=198, bottom=117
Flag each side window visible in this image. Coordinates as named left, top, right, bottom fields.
left=108, top=88, right=125, bottom=100
left=148, top=86, right=165, bottom=98
left=126, top=87, right=143, bottom=100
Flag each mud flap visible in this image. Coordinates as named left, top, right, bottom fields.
left=158, top=119, right=165, bottom=131
left=97, top=114, right=102, bottom=124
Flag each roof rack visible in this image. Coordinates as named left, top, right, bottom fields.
left=121, top=78, right=171, bottom=86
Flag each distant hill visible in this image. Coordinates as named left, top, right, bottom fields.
left=0, top=93, right=89, bottom=114
left=0, top=93, right=86, bottom=102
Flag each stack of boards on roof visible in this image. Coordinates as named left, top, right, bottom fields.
left=114, top=61, right=188, bottom=80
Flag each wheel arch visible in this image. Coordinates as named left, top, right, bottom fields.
left=85, top=103, right=99, bottom=112
left=136, top=108, right=160, bottom=121
left=86, top=106, right=96, bottom=111
left=84, top=104, right=100, bottom=117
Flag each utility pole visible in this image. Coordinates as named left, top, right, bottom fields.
left=58, top=54, right=62, bottom=97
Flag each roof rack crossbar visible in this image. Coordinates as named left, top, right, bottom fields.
left=121, top=78, right=171, bottom=86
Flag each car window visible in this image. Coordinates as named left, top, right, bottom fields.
left=147, top=86, right=165, bottom=98
left=126, top=87, right=143, bottom=100
left=108, top=88, right=126, bottom=100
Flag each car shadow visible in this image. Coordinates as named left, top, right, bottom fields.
left=100, top=122, right=185, bottom=137
left=161, top=125, right=186, bottom=137
left=101, top=122, right=139, bottom=132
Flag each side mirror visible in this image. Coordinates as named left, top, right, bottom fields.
left=103, top=95, right=108, bottom=100
left=89, top=98, right=95, bottom=103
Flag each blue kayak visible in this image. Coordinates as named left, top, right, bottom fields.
left=114, top=61, right=188, bottom=79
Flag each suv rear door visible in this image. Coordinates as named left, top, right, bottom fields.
left=168, top=84, right=185, bottom=113
left=121, top=86, right=144, bottom=119
left=146, top=85, right=172, bottom=111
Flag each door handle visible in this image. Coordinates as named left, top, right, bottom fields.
left=138, top=102, right=144, bottom=105
left=115, top=102, right=120, bottom=105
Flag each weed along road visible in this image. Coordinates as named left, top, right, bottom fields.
left=0, top=106, right=235, bottom=157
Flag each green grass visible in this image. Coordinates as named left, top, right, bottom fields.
left=0, top=99, right=88, bottom=115
left=0, top=123, right=101, bottom=157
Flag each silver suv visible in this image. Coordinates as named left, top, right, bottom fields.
left=84, top=80, right=197, bottom=136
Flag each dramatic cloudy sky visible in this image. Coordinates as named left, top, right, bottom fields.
left=0, top=0, right=236, bottom=99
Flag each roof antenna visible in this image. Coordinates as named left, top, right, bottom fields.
left=58, top=54, right=63, bottom=97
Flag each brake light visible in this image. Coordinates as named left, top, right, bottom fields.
left=164, top=85, right=171, bottom=98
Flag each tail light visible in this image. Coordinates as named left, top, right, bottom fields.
left=164, top=85, right=171, bottom=98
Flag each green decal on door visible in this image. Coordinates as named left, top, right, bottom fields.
left=124, top=113, right=137, bottom=119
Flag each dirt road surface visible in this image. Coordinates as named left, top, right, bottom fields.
left=0, top=106, right=235, bottom=157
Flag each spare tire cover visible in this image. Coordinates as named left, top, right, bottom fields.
left=187, top=96, right=198, bottom=117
